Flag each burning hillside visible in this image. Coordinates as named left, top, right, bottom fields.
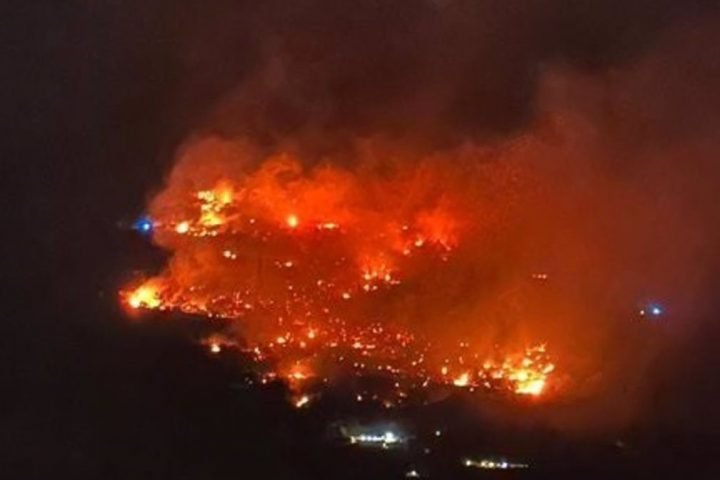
left=117, top=11, right=720, bottom=421
left=121, top=140, right=557, bottom=403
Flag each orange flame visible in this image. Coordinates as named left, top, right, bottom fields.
left=125, top=282, right=162, bottom=310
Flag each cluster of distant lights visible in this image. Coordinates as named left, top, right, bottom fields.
left=347, top=430, right=403, bottom=448
left=463, top=457, right=529, bottom=470
left=341, top=425, right=531, bottom=475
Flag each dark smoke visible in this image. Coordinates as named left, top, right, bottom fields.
left=158, top=0, right=717, bottom=150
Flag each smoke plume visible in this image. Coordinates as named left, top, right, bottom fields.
left=130, top=1, right=720, bottom=429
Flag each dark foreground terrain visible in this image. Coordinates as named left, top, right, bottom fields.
left=4, top=295, right=719, bottom=479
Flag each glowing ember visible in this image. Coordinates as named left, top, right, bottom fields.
left=286, top=214, right=299, bottom=229
left=175, top=221, right=190, bottom=234
left=453, top=372, right=470, bottom=387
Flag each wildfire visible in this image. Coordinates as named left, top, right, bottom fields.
left=121, top=149, right=556, bottom=404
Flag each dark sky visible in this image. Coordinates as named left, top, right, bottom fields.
left=4, top=1, right=720, bottom=478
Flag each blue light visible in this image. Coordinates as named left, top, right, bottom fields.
left=134, top=216, right=153, bottom=235
left=639, top=301, right=664, bottom=318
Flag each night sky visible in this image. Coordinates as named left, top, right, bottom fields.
left=4, top=1, right=720, bottom=478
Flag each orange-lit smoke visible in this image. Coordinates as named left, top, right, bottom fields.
left=113, top=5, right=720, bottom=432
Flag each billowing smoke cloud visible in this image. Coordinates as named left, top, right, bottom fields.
left=130, top=1, right=720, bottom=430
left=169, top=0, right=716, bottom=149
